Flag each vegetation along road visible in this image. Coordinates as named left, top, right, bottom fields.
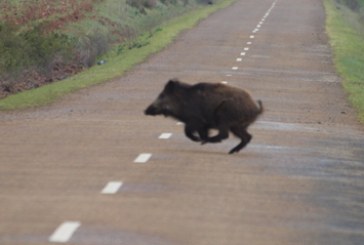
left=0, top=0, right=364, bottom=244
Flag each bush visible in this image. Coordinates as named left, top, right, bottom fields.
left=75, top=31, right=109, bottom=67
left=127, top=0, right=158, bottom=13
left=344, top=0, right=360, bottom=10
left=0, top=23, right=23, bottom=74
left=0, top=22, right=73, bottom=76
left=336, top=0, right=362, bottom=11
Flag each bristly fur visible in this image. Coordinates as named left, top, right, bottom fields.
left=145, top=79, right=263, bottom=154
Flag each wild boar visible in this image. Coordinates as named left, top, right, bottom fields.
left=144, top=79, right=263, bottom=154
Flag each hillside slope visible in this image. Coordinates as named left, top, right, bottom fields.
left=0, top=0, right=213, bottom=98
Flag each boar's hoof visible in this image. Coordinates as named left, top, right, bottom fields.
left=229, top=147, right=240, bottom=154
left=229, top=144, right=246, bottom=154
left=229, top=134, right=252, bottom=154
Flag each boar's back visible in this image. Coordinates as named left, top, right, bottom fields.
left=190, top=83, right=261, bottom=122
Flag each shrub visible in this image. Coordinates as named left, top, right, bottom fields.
left=336, top=0, right=362, bottom=11
left=75, top=31, right=109, bottom=67
left=0, top=22, right=73, bottom=76
left=344, top=0, right=360, bottom=10
left=127, top=0, right=158, bottom=13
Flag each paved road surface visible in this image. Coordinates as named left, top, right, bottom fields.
left=1, top=0, right=364, bottom=244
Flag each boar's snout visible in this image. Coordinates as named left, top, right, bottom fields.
left=144, top=104, right=158, bottom=116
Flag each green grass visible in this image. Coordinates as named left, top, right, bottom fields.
left=324, top=0, right=364, bottom=123
left=0, top=0, right=236, bottom=110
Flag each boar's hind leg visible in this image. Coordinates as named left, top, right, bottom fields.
left=203, top=126, right=229, bottom=143
left=229, top=125, right=252, bottom=154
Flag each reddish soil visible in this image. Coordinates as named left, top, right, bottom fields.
left=0, top=63, right=84, bottom=98
left=0, top=0, right=98, bottom=32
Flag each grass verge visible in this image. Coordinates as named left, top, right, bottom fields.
left=0, top=0, right=236, bottom=111
left=324, top=0, right=364, bottom=123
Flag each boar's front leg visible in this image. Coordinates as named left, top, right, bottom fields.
left=184, top=122, right=209, bottom=142
left=184, top=123, right=203, bottom=142
left=201, top=100, right=231, bottom=144
left=184, top=124, right=200, bottom=142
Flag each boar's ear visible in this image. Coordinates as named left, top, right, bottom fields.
left=165, top=79, right=180, bottom=93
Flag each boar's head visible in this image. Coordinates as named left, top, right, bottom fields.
left=144, top=79, right=186, bottom=118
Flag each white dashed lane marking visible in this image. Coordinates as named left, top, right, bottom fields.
left=159, top=133, right=172, bottom=139
left=221, top=81, right=228, bottom=84
left=101, top=181, right=123, bottom=194
left=233, top=0, right=278, bottom=69
left=49, top=221, right=81, bottom=243
left=134, top=153, right=152, bottom=163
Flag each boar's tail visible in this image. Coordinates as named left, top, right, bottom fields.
left=257, top=100, right=264, bottom=114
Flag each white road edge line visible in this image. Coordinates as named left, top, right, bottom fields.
left=134, top=153, right=152, bottom=163
left=49, top=221, right=81, bottom=243
left=101, top=181, right=123, bottom=194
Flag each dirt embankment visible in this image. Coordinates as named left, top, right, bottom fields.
left=0, top=0, right=98, bottom=98
left=0, top=0, right=211, bottom=99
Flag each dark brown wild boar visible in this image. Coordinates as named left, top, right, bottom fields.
left=144, top=79, right=263, bottom=154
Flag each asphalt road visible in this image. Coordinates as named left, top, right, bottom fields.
left=1, top=0, right=364, bottom=244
